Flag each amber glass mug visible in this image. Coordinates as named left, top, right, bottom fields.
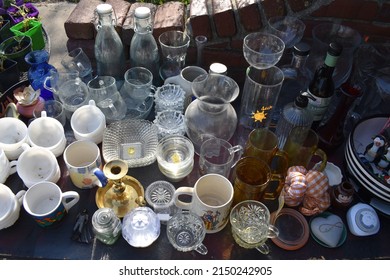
left=243, top=128, right=289, bottom=176
left=232, top=157, right=285, bottom=206
left=283, top=127, right=327, bottom=171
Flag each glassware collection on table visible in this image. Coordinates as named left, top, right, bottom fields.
left=0, top=3, right=390, bottom=260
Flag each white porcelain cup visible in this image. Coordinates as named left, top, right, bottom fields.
left=173, top=173, right=234, bottom=233
left=16, top=144, right=61, bottom=188
left=0, top=183, right=26, bottom=230
left=0, top=147, right=17, bottom=184
left=70, top=100, right=106, bottom=144
left=23, top=181, right=79, bottom=227
left=0, top=117, right=29, bottom=160
left=27, top=111, right=67, bottom=157
left=63, top=140, right=104, bottom=189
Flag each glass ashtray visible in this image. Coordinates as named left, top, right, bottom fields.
left=102, top=119, right=158, bottom=168
left=153, top=110, right=186, bottom=140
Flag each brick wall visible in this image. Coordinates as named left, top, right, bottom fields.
left=64, top=0, right=390, bottom=85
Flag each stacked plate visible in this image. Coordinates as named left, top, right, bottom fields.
left=345, top=115, right=390, bottom=213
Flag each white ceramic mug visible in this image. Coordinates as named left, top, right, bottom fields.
left=0, top=117, right=29, bottom=160
left=173, top=173, right=234, bottom=233
left=0, top=147, right=17, bottom=184
left=0, top=183, right=26, bottom=230
left=63, top=140, right=105, bottom=189
left=23, top=181, right=79, bottom=227
left=27, top=111, right=67, bottom=157
left=70, top=100, right=106, bottom=144
left=16, top=144, right=61, bottom=188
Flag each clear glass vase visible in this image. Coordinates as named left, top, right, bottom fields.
left=184, top=74, right=239, bottom=154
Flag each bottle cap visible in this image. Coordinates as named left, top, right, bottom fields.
left=293, top=42, right=310, bottom=56
left=96, top=3, right=112, bottom=14
left=135, top=6, right=151, bottom=19
left=209, top=63, right=227, bottom=75
left=295, top=94, right=309, bottom=108
left=328, top=42, right=343, bottom=57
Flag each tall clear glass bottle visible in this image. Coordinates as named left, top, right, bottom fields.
left=94, top=4, right=126, bottom=82
left=271, top=42, right=311, bottom=126
left=130, top=7, right=160, bottom=84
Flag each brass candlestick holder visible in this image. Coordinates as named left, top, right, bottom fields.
left=95, top=159, right=145, bottom=218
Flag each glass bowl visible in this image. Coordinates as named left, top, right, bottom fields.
left=154, top=84, right=185, bottom=113
left=243, top=32, right=285, bottom=69
left=153, top=110, right=186, bottom=140
left=102, top=119, right=158, bottom=168
left=267, top=16, right=306, bottom=49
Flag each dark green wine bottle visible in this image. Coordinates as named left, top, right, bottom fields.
left=304, top=42, right=343, bottom=130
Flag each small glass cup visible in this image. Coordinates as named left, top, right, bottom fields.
left=230, top=200, right=279, bottom=254
left=166, top=211, right=208, bottom=255
left=156, top=135, right=194, bottom=182
left=33, top=99, right=66, bottom=127
left=61, top=47, right=93, bottom=83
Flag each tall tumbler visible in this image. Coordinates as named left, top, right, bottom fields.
left=237, top=66, right=284, bottom=146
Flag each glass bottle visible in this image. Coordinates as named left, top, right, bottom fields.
left=130, top=7, right=160, bottom=85
left=92, top=208, right=122, bottom=245
left=271, top=42, right=311, bottom=126
left=195, top=35, right=207, bottom=68
left=317, top=81, right=362, bottom=151
left=94, top=4, right=125, bottom=82
left=275, top=94, right=313, bottom=149
left=304, top=42, right=343, bottom=130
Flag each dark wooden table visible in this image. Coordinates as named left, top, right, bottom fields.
left=0, top=129, right=389, bottom=260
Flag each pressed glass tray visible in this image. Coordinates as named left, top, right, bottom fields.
left=102, top=119, right=158, bottom=168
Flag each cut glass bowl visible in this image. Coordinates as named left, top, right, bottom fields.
left=102, top=119, right=158, bottom=168
left=153, top=110, right=186, bottom=140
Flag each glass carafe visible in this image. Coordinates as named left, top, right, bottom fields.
left=184, top=73, right=239, bottom=154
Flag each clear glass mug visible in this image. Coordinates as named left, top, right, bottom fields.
left=87, top=76, right=127, bottom=123
left=199, top=137, right=243, bottom=178
left=230, top=200, right=279, bottom=254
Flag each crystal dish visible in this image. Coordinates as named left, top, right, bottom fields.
left=102, top=119, right=158, bottom=168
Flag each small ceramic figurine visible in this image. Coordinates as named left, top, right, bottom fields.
left=364, top=135, right=387, bottom=163
left=377, top=146, right=390, bottom=171
left=331, top=181, right=354, bottom=208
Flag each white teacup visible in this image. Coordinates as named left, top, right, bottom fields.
left=16, top=144, right=61, bottom=188
left=27, top=111, right=67, bottom=157
left=23, top=181, right=79, bottom=227
left=173, top=173, right=234, bottom=233
left=0, top=183, right=26, bottom=230
left=0, top=147, right=17, bottom=184
left=70, top=100, right=106, bottom=144
left=0, top=117, right=29, bottom=160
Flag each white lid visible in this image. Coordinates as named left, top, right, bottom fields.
left=96, top=3, right=112, bottom=14
left=135, top=6, right=151, bottom=19
left=209, top=63, right=227, bottom=75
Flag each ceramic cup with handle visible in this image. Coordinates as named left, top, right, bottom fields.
left=63, top=140, right=106, bottom=189
left=0, top=183, right=26, bottom=230
left=16, top=144, right=61, bottom=189
left=0, top=117, right=29, bottom=160
left=0, top=147, right=17, bottom=184
left=173, top=173, right=234, bottom=233
left=27, top=111, right=67, bottom=157
left=23, top=181, right=80, bottom=227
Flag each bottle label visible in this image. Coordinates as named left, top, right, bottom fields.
left=304, top=89, right=332, bottom=121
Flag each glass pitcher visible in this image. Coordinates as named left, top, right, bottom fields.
left=87, top=76, right=127, bottom=123
left=184, top=73, right=239, bottom=154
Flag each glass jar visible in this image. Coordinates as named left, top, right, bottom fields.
left=92, top=208, right=122, bottom=245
